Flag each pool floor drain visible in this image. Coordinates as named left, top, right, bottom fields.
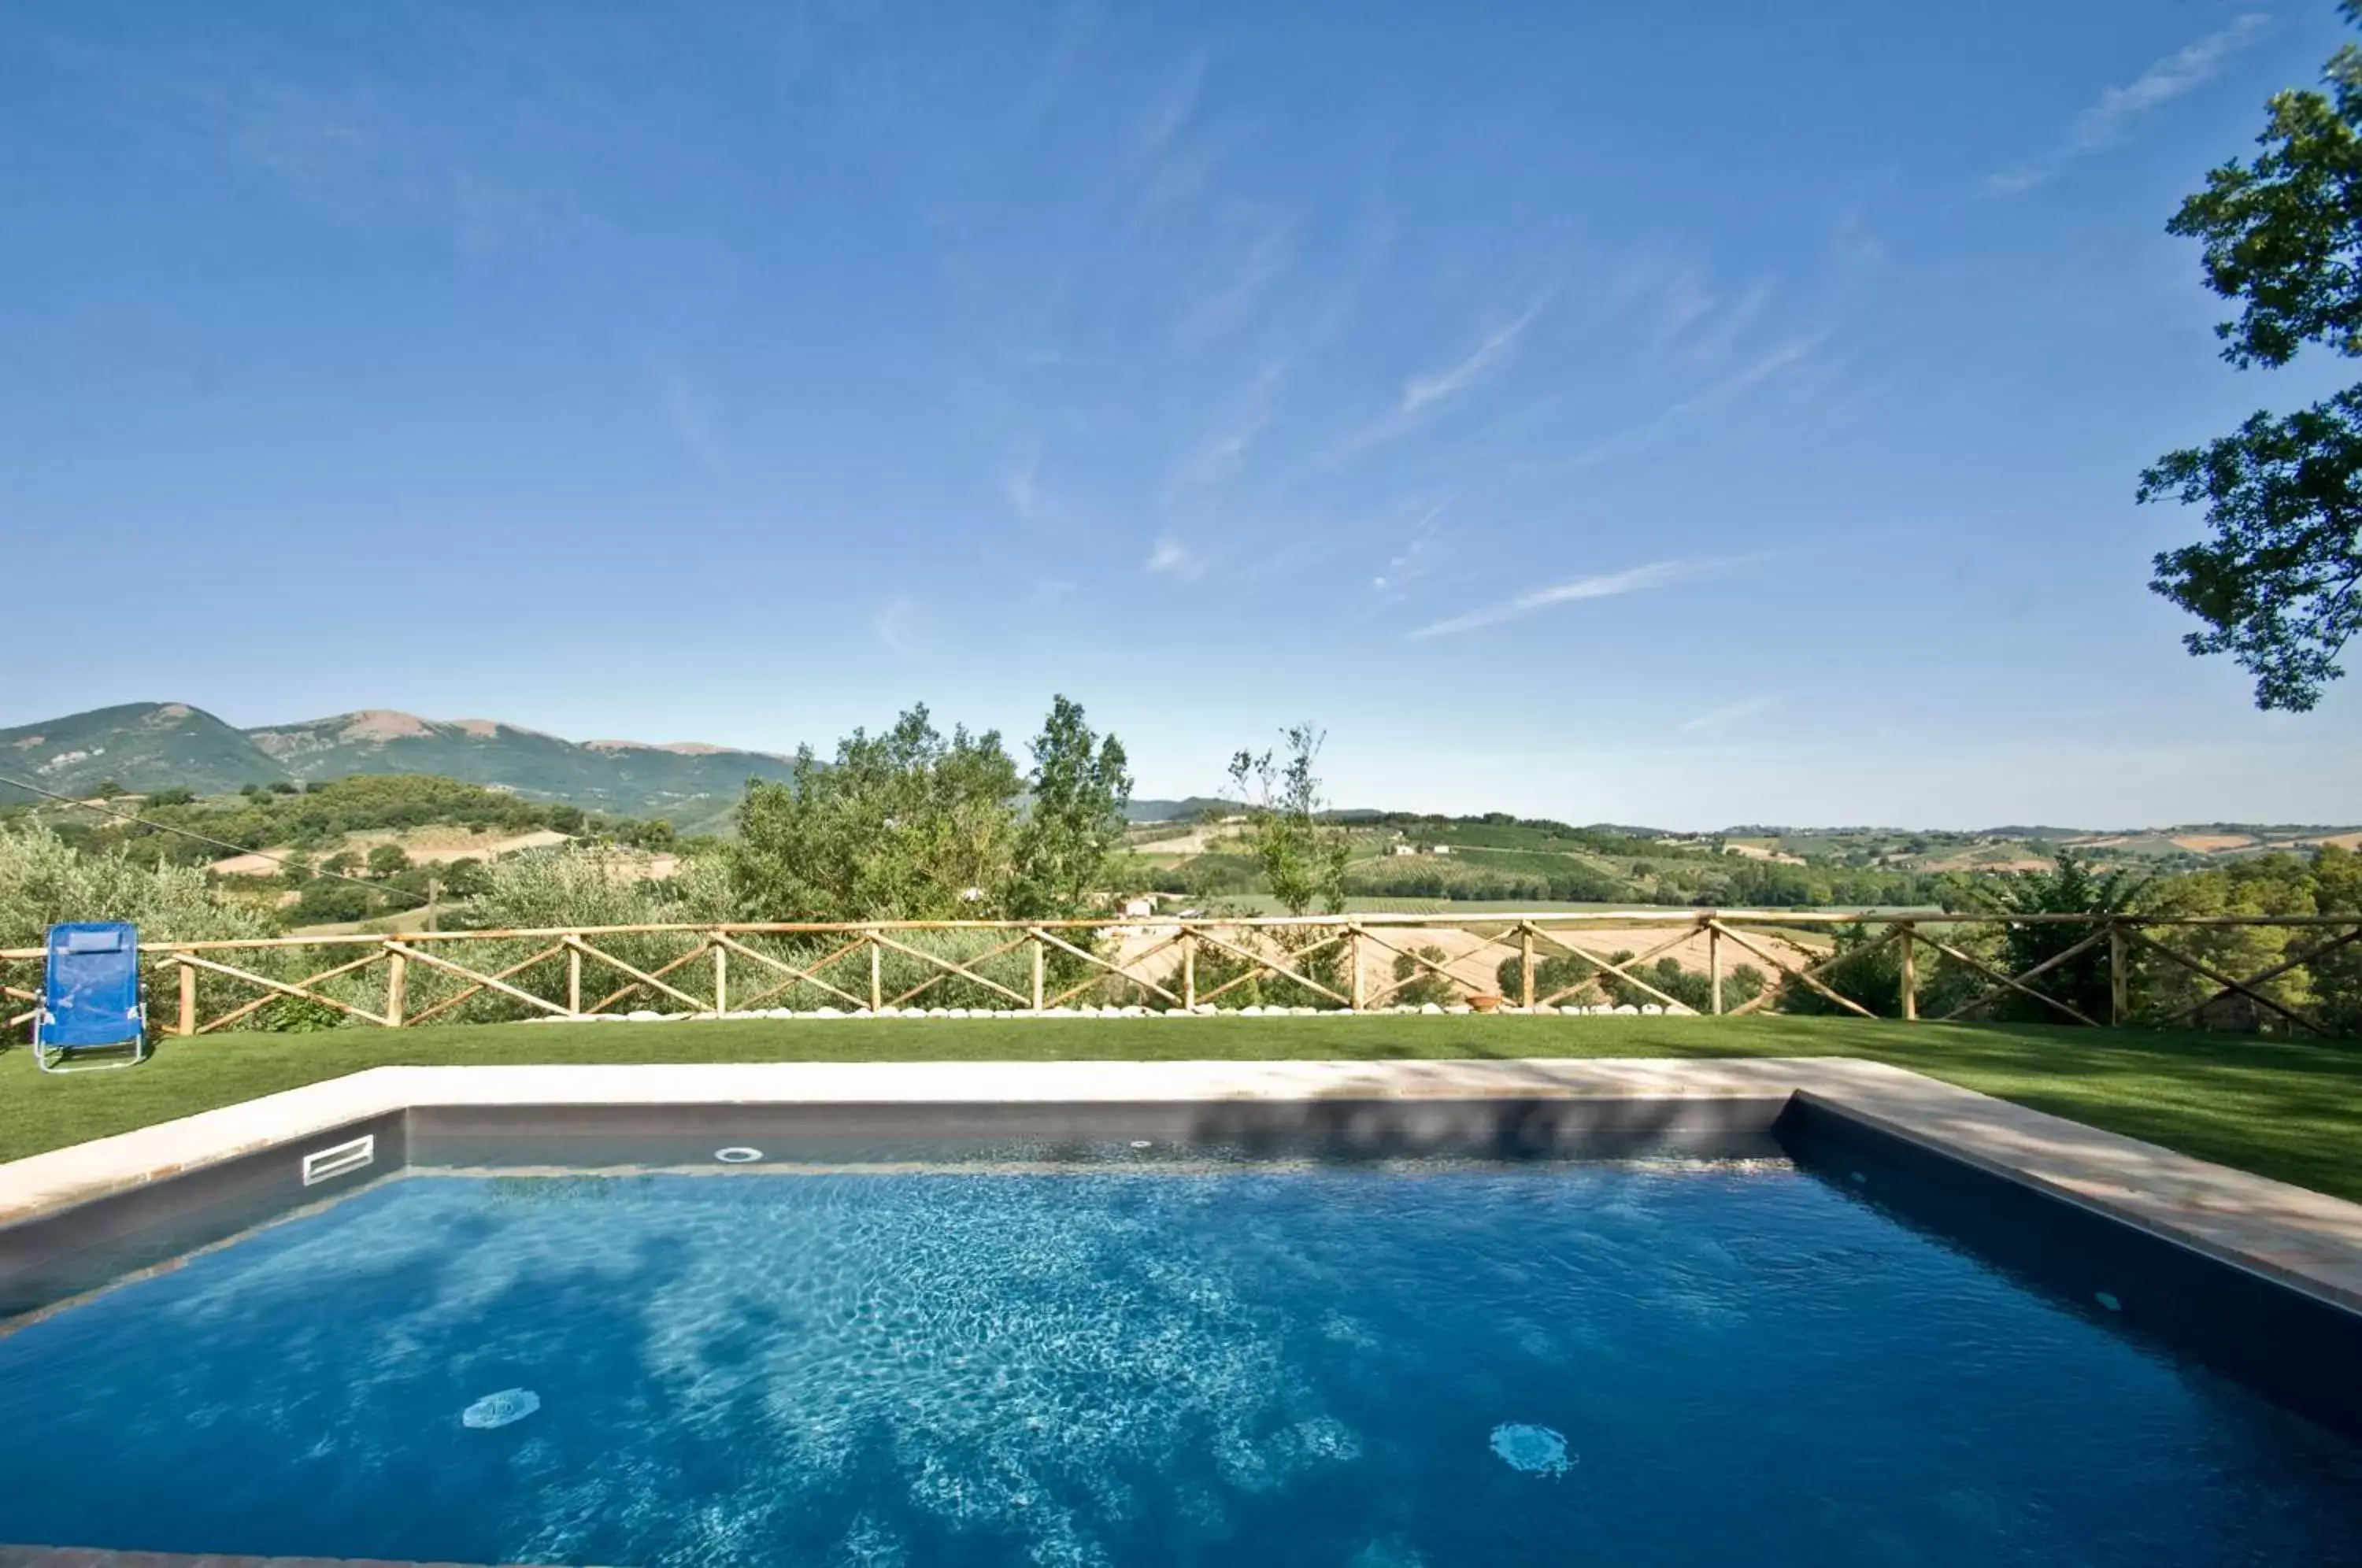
left=714, top=1147, right=763, bottom=1163
left=1490, top=1422, right=1574, bottom=1476
left=461, top=1388, right=541, bottom=1429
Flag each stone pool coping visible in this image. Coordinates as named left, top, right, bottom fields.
left=3, top=1056, right=2360, bottom=1315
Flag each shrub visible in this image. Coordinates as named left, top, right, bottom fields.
left=0, top=823, right=276, bottom=1033
left=1494, top=947, right=1764, bottom=1011
left=1183, top=923, right=1350, bottom=1009
left=292, top=880, right=376, bottom=924
left=259, top=993, right=346, bottom=1033
left=1971, top=851, right=2145, bottom=1024
left=456, top=845, right=734, bottom=934
left=0, top=823, right=269, bottom=949
left=1777, top=925, right=1987, bottom=1019
left=1389, top=945, right=1459, bottom=1008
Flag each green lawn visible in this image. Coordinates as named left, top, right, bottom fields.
left=5, top=1016, right=2360, bottom=1200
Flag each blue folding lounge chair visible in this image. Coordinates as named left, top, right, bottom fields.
left=34, top=921, right=148, bottom=1073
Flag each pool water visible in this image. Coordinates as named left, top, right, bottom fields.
left=2, top=1164, right=2357, bottom=1566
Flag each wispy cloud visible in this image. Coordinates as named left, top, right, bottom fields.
left=1409, top=558, right=1708, bottom=640
left=1371, top=501, right=1449, bottom=597
left=1145, top=537, right=1207, bottom=579
left=1175, top=226, right=1293, bottom=350
left=1979, top=14, right=2268, bottom=197
left=1620, top=266, right=1773, bottom=368
left=1141, top=121, right=1258, bottom=213
left=1679, top=694, right=1783, bottom=735
left=1332, top=294, right=1553, bottom=460
left=1635, top=267, right=1720, bottom=351
left=1001, top=454, right=1042, bottom=519
left=663, top=372, right=724, bottom=471
left=1400, top=300, right=1546, bottom=416
left=1134, top=50, right=1210, bottom=157
left=1569, top=333, right=1827, bottom=468
left=1673, top=280, right=1775, bottom=368
left=1128, top=53, right=1257, bottom=220
left=872, top=597, right=925, bottom=660
left=1165, top=361, right=1286, bottom=497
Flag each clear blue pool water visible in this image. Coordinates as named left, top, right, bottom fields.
left=2, top=1163, right=2358, bottom=1566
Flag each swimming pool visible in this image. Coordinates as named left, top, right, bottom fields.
left=4, top=1145, right=2360, bottom=1566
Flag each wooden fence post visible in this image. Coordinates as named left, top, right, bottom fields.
left=566, top=938, right=583, bottom=1016
left=2109, top=922, right=2129, bottom=1026
left=713, top=939, right=727, bottom=1016
left=1520, top=924, right=1535, bottom=1011
left=177, top=957, right=198, bottom=1037
left=1347, top=927, right=1365, bottom=1011
left=1183, top=934, right=1197, bottom=1011
left=1030, top=934, right=1046, bottom=1011
left=1709, top=923, right=1723, bottom=1016
left=386, top=942, right=407, bottom=1029
left=868, top=933, right=883, bottom=1013
left=1899, top=923, right=1917, bottom=1022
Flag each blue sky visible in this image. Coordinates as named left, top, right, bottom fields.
left=5, top=0, right=2360, bottom=828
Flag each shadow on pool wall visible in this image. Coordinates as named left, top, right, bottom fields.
left=0, top=1108, right=409, bottom=1321
left=404, top=1093, right=1795, bottom=1167
left=1774, top=1097, right=2362, bottom=1439
left=2, top=1093, right=2357, bottom=1444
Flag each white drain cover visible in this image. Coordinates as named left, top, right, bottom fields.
left=462, top=1388, right=542, bottom=1429
left=1490, top=1422, right=1572, bottom=1476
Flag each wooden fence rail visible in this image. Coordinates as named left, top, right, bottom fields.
left=5, top=910, right=2360, bottom=1039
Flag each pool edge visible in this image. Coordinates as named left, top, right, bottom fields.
left=4, top=1057, right=2360, bottom=1316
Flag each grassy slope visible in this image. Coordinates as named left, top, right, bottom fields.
left=4, top=1016, right=2358, bottom=1201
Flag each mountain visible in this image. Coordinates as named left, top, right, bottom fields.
left=1124, top=796, right=1237, bottom=823
left=0, top=701, right=799, bottom=820
left=246, top=710, right=798, bottom=814
left=0, top=702, right=282, bottom=800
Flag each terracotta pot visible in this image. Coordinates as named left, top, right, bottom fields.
left=1468, top=993, right=1503, bottom=1014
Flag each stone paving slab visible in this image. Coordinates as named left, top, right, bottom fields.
left=2, top=1058, right=2358, bottom=1313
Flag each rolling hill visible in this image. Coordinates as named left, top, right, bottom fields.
left=0, top=703, right=278, bottom=798
left=0, top=702, right=798, bottom=820
left=1124, top=797, right=1236, bottom=823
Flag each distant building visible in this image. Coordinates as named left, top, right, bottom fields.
left=1120, top=897, right=1155, bottom=918
left=1390, top=843, right=1419, bottom=857
left=1431, top=845, right=1453, bottom=856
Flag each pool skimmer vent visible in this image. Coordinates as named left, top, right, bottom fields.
left=713, top=1147, right=763, bottom=1164
left=300, top=1135, right=375, bottom=1187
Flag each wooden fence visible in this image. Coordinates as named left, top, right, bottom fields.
left=4, top=911, right=2360, bottom=1039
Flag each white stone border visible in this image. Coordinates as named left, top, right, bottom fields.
left=538, top=1003, right=1674, bottom=1020
left=2, top=1058, right=2358, bottom=1313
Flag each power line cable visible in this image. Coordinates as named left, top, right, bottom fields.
left=0, top=771, right=435, bottom=908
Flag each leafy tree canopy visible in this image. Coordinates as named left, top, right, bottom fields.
left=730, top=697, right=1131, bottom=923
left=2142, top=2, right=2362, bottom=709
left=1010, top=695, right=1133, bottom=920
left=1227, top=725, right=1352, bottom=916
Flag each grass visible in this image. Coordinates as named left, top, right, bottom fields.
left=4, top=1015, right=2360, bottom=1201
